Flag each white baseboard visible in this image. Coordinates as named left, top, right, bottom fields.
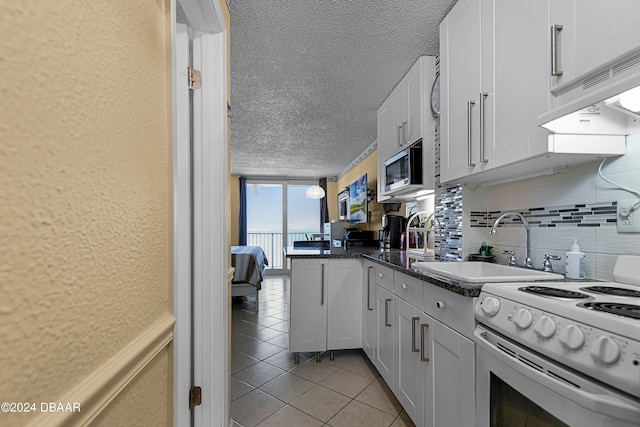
left=26, top=312, right=176, bottom=427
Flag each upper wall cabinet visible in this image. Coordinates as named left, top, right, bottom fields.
left=439, top=0, right=627, bottom=187
left=549, top=0, right=640, bottom=95
left=378, top=56, right=436, bottom=201
left=440, top=0, right=551, bottom=184
left=540, top=0, right=640, bottom=132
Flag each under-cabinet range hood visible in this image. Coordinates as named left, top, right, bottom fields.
left=539, top=51, right=640, bottom=136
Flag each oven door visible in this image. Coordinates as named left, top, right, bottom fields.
left=475, top=325, right=640, bottom=427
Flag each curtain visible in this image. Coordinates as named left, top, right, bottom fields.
left=319, top=177, right=329, bottom=232
left=238, top=177, right=247, bottom=245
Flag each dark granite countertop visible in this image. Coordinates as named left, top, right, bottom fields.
left=360, top=250, right=485, bottom=297
left=285, top=246, right=483, bottom=297
left=284, top=247, right=585, bottom=298
left=283, top=247, right=363, bottom=258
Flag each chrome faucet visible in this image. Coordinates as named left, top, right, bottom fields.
left=490, top=211, right=533, bottom=268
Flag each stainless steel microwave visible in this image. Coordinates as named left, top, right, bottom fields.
left=384, top=140, right=423, bottom=193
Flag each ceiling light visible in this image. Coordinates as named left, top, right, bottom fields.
left=305, top=185, right=325, bottom=199
left=618, top=86, right=640, bottom=112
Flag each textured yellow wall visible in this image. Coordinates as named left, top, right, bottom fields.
left=336, top=150, right=392, bottom=233
left=91, top=351, right=172, bottom=427
left=0, top=1, right=172, bottom=426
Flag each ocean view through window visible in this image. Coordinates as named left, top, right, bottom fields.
left=246, top=181, right=320, bottom=269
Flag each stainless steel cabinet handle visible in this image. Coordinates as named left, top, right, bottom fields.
left=384, top=298, right=392, bottom=327
left=420, top=323, right=430, bottom=362
left=467, top=100, right=476, bottom=167
left=411, top=316, right=420, bottom=352
left=479, top=92, right=489, bottom=163
left=367, top=266, right=373, bottom=311
left=402, top=121, right=408, bottom=145
left=551, top=25, right=564, bottom=76
left=321, top=263, right=325, bottom=306
left=397, top=125, right=403, bottom=146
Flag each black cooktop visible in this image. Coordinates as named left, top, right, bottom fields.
left=579, top=301, right=640, bottom=320
left=581, top=286, right=640, bottom=298
left=519, top=286, right=590, bottom=299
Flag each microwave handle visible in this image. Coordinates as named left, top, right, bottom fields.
left=475, top=327, right=640, bottom=422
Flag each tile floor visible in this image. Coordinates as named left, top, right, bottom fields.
left=231, top=275, right=415, bottom=427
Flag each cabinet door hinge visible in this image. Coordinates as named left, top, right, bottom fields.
left=189, top=386, right=202, bottom=409
left=188, top=67, right=201, bottom=90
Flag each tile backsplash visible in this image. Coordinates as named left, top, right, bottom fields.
left=471, top=201, right=618, bottom=229
left=434, top=122, right=464, bottom=261
left=463, top=133, right=640, bottom=281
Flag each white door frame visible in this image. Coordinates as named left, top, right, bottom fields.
left=172, top=1, right=228, bottom=426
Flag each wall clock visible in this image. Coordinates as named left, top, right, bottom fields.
left=430, top=74, right=440, bottom=118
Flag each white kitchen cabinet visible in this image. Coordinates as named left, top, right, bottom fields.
left=376, top=96, right=396, bottom=202
left=327, top=258, right=362, bottom=350
left=361, top=260, right=478, bottom=427
left=392, top=83, right=408, bottom=148
left=439, top=0, right=482, bottom=183
left=440, top=0, right=550, bottom=184
left=440, top=0, right=630, bottom=187
left=429, top=320, right=475, bottom=427
left=375, top=284, right=395, bottom=386
left=548, top=0, right=640, bottom=94
left=362, top=261, right=376, bottom=360
left=377, top=56, right=436, bottom=201
left=289, top=258, right=327, bottom=353
left=289, top=258, right=362, bottom=354
left=395, top=297, right=432, bottom=427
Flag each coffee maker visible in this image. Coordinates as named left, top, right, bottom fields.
left=381, top=214, right=405, bottom=249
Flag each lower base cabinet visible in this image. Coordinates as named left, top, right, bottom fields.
left=365, top=263, right=476, bottom=427
left=375, top=284, right=395, bottom=386
left=289, top=258, right=362, bottom=353
left=362, top=261, right=376, bottom=360
left=430, top=320, right=475, bottom=427
left=395, top=297, right=431, bottom=427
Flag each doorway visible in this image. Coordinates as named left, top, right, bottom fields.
left=172, top=0, right=228, bottom=426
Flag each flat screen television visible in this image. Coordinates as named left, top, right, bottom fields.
left=349, top=173, right=368, bottom=223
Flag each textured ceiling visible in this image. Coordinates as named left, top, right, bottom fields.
left=229, top=0, right=457, bottom=178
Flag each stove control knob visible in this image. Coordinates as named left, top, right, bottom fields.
left=590, top=336, right=621, bottom=365
left=559, top=325, right=585, bottom=350
left=534, top=316, right=556, bottom=339
left=480, top=297, right=500, bottom=317
left=513, top=308, right=533, bottom=329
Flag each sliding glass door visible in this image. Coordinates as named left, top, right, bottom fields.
left=245, top=182, right=284, bottom=269
left=245, top=180, right=320, bottom=271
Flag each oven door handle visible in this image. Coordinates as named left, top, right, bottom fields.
left=474, top=326, right=640, bottom=423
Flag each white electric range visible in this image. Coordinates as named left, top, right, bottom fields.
left=474, top=256, right=640, bottom=427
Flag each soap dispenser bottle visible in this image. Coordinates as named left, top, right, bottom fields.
left=565, top=238, right=586, bottom=279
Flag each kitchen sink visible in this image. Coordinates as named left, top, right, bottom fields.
left=412, top=261, right=564, bottom=283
